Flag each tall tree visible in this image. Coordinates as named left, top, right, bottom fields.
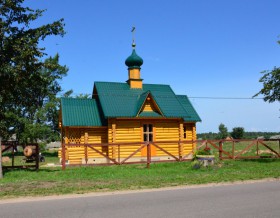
left=254, top=41, right=280, bottom=103
left=231, top=127, right=245, bottom=139
left=254, top=67, right=280, bottom=103
left=0, top=0, right=65, bottom=141
left=13, top=54, right=68, bottom=143
left=218, top=123, right=228, bottom=139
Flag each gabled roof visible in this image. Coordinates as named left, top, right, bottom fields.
left=136, top=91, right=163, bottom=117
left=93, top=82, right=201, bottom=121
left=136, top=91, right=150, bottom=114
left=61, top=98, right=104, bottom=127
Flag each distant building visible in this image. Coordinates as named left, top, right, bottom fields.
left=59, top=42, right=201, bottom=164
left=270, top=135, right=280, bottom=139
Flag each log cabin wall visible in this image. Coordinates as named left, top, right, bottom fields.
left=155, top=120, right=180, bottom=156
left=86, top=128, right=108, bottom=158
left=61, top=127, right=108, bottom=163
left=183, top=123, right=197, bottom=157
left=107, top=119, right=197, bottom=159
left=61, top=120, right=197, bottom=162
left=108, top=119, right=142, bottom=158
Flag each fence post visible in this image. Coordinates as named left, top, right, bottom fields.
left=219, top=141, right=223, bottom=160
left=84, top=144, right=88, bottom=165
left=256, top=140, right=259, bottom=156
left=0, top=137, right=3, bottom=179
left=11, top=142, right=15, bottom=168
left=118, top=144, right=120, bottom=164
left=178, top=140, right=182, bottom=161
left=35, top=143, right=39, bottom=171
left=147, top=143, right=151, bottom=168
left=62, top=143, right=66, bottom=170
left=232, top=140, right=235, bottom=159
left=232, top=140, right=235, bottom=160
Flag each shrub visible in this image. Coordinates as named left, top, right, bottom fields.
left=194, top=147, right=212, bottom=157
left=39, top=142, right=47, bottom=152
left=191, top=160, right=202, bottom=169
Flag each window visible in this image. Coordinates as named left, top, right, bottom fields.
left=183, top=126, right=187, bottom=139
left=143, top=124, right=153, bottom=142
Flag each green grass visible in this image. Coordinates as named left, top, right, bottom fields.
left=1, top=158, right=280, bottom=199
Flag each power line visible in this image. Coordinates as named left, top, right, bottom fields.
left=188, top=97, right=264, bottom=100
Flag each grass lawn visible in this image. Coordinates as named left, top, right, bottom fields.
left=1, top=157, right=280, bottom=199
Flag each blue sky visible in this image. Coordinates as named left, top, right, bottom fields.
left=26, top=0, right=279, bottom=133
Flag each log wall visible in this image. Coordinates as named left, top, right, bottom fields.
left=60, top=120, right=197, bottom=163
left=60, top=127, right=108, bottom=164
left=108, top=119, right=142, bottom=158
left=183, top=123, right=196, bottom=157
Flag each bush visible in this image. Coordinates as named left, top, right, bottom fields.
left=191, top=160, right=202, bottom=169
left=194, top=147, right=213, bottom=158
left=39, top=142, right=47, bottom=152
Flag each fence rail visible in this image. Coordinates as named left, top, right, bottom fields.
left=60, top=139, right=280, bottom=170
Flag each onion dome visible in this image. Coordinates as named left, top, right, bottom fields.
left=125, top=44, right=143, bottom=69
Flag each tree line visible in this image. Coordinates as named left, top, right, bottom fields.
left=197, top=123, right=280, bottom=140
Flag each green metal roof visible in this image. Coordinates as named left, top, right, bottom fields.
left=176, top=95, right=202, bottom=122
left=94, top=82, right=201, bottom=122
left=61, top=98, right=104, bottom=127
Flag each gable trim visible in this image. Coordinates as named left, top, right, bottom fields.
left=136, top=92, right=164, bottom=117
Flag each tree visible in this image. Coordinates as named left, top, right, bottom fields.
left=254, top=67, right=280, bottom=102
left=231, top=127, right=244, bottom=139
left=218, top=123, right=228, bottom=139
left=0, top=0, right=65, bottom=141
left=75, top=93, right=91, bottom=99
left=254, top=41, right=280, bottom=103
left=3, top=54, right=68, bottom=144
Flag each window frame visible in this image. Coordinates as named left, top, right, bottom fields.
left=143, top=124, right=153, bottom=142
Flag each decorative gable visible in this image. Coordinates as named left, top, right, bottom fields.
left=137, top=93, right=163, bottom=117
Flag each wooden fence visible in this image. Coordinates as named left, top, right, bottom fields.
left=1, top=141, right=39, bottom=171
left=197, top=139, right=280, bottom=160
left=60, top=139, right=280, bottom=170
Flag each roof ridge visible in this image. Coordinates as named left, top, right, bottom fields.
left=94, top=81, right=126, bottom=84
left=143, top=83, right=171, bottom=87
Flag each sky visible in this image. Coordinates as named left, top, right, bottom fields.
left=25, top=0, right=279, bottom=133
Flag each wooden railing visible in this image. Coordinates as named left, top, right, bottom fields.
left=60, top=139, right=280, bottom=170
left=197, top=139, right=280, bottom=160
